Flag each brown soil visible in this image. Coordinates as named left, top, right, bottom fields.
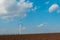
left=0, top=33, right=60, bottom=40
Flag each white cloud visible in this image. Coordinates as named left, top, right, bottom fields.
left=0, top=0, right=34, bottom=19
left=20, top=0, right=25, bottom=3
left=0, top=0, right=4, bottom=4
left=0, top=7, right=7, bottom=14
left=0, top=0, right=7, bottom=14
left=49, top=4, right=59, bottom=12
left=32, top=7, right=37, bottom=11
left=37, top=23, right=47, bottom=27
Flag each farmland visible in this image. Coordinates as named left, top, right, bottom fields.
left=0, top=33, right=60, bottom=40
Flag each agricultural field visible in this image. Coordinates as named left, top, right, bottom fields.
left=0, top=33, right=60, bottom=40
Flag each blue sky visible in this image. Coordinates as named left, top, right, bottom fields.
left=0, top=0, right=60, bottom=34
